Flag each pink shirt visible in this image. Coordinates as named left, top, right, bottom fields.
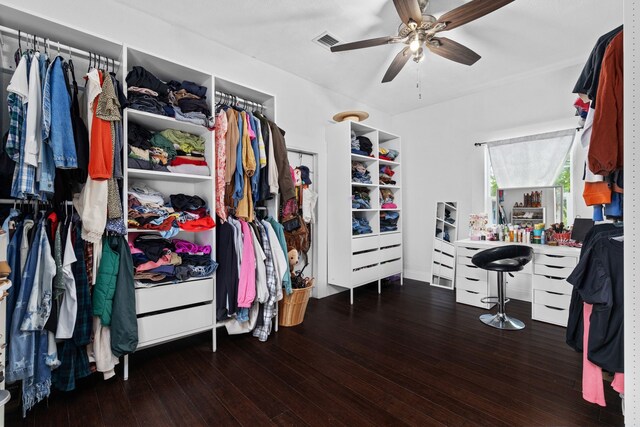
left=237, top=221, right=256, bottom=308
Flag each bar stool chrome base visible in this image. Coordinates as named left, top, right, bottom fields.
left=480, top=313, right=525, bottom=330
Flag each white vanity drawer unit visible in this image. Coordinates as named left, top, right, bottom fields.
left=454, top=239, right=580, bottom=327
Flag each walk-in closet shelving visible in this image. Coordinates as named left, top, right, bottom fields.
left=123, top=46, right=218, bottom=360
left=430, top=201, right=458, bottom=289
left=327, top=121, right=403, bottom=304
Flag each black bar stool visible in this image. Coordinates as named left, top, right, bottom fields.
left=471, top=245, right=534, bottom=330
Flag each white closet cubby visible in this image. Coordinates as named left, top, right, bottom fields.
left=430, top=201, right=458, bottom=290
left=326, top=121, right=403, bottom=304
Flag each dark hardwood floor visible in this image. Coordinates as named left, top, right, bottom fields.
left=6, top=279, right=624, bottom=426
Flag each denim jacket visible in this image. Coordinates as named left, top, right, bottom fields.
left=6, top=221, right=43, bottom=383
left=42, top=56, right=77, bottom=170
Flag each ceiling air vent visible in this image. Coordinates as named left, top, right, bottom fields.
left=313, top=32, right=340, bottom=50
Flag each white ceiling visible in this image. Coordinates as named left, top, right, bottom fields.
left=122, top=0, right=622, bottom=115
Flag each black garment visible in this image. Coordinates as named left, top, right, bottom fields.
left=133, top=235, right=174, bottom=263
left=567, top=230, right=624, bottom=373
left=126, top=66, right=169, bottom=95
left=216, top=220, right=238, bottom=321
left=573, top=25, right=623, bottom=108
left=357, top=136, right=373, bottom=155
left=127, top=157, right=170, bottom=172
left=255, top=113, right=272, bottom=201
left=170, top=194, right=207, bottom=211
left=0, top=132, right=16, bottom=198
left=177, top=98, right=211, bottom=116
left=128, top=93, right=167, bottom=116
left=566, top=223, right=620, bottom=351
left=128, top=122, right=153, bottom=150
left=179, top=253, right=212, bottom=266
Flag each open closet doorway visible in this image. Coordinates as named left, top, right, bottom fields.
left=287, top=148, right=319, bottom=297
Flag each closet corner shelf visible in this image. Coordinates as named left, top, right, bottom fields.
left=379, top=184, right=400, bottom=189
left=350, top=153, right=377, bottom=163
left=351, top=182, right=377, bottom=188
left=128, top=168, right=213, bottom=183
left=353, top=233, right=377, bottom=239
left=126, top=108, right=211, bottom=135
left=127, top=228, right=215, bottom=234
left=380, top=231, right=401, bottom=236
left=512, top=206, right=544, bottom=210
left=434, top=236, right=453, bottom=245
left=444, top=203, right=457, bottom=210
left=378, top=159, right=400, bottom=166
left=380, top=208, right=401, bottom=212
left=352, top=208, right=378, bottom=212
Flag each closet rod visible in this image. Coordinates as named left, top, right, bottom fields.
left=0, top=24, right=121, bottom=66
left=215, top=90, right=267, bottom=112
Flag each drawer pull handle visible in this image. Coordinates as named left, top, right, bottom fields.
left=465, top=277, right=480, bottom=282
left=543, top=275, right=565, bottom=280
left=544, top=305, right=565, bottom=311
left=545, top=291, right=564, bottom=296
left=543, top=265, right=564, bottom=269
left=465, top=290, right=480, bottom=295
left=544, top=254, right=563, bottom=258
left=466, top=265, right=478, bottom=269
left=464, top=247, right=480, bottom=251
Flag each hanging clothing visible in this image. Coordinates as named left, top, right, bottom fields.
left=236, top=112, right=256, bottom=221
left=225, top=108, right=239, bottom=184
left=216, top=220, right=238, bottom=321
left=56, top=226, right=78, bottom=339
left=237, top=220, right=257, bottom=309
left=215, top=110, right=228, bottom=221
left=109, top=235, right=138, bottom=357
left=266, top=217, right=292, bottom=295
left=588, top=31, right=624, bottom=176
left=268, top=122, right=295, bottom=202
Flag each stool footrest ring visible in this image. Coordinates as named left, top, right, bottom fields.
left=480, top=296, right=510, bottom=304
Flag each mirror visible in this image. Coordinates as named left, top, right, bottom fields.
left=496, top=186, right=563, bottom=226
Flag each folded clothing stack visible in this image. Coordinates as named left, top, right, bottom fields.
left=379, top=147, right=399, bottom=161
left=444, top=209, right=455, bottom=224
left=128, top=182, right=215, bottom=238
left=126, top=66, right=214, bottom=128
left=352, top=215, right=373, bottom=235
left=380, top=211, right=399, bottom=232
left=352, top=187, right=371, bottom=209
left=128, top=123, right=210, bottom=176
left=130, top=234, right=218, bottom=287
left=436, top=227, right=450, bottom=242
left=352, top=161, right=372, bottom=184
left=379, top=165, right=396, bottom=186
left=380, top=188, right=397, bottom=209
left=351, top=132, right=373, bottom=157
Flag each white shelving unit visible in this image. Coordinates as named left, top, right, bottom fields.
left=327, top=121, right=403, bottom=304
left=430, top=201, right=458, bottom=289
left=511, top=207, right=546, bottom=225
left=124, top=47, right=218, bottom=361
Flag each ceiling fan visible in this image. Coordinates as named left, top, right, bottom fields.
left=330, top=0, right=514, bottom=82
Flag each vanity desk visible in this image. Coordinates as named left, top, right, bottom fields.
left=454, top=239, right=581, bottom=327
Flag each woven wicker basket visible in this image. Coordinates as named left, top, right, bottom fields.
left=278, top=282, right=314, bottom=327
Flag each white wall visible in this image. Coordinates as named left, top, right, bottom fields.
left=0, top=0, right=394, bottom=299
left=392, top=64, right=582, bottom=282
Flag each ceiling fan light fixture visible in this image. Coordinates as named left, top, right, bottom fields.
left=409, top=35, right=421, bottom=52
left=413, top=47, right=425, bottom=63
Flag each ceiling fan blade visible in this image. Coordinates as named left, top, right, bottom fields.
left=427, top=37, right=481, bottom=65
left=331, top=36, right=398, bottom=52
left=393, top=0, right=423, bottom=25
left=436, top=0, right=514, bottom=32
left=382, top=47, right=412, bottom=83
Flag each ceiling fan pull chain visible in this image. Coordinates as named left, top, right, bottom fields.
left=416, top=62, right=422, bottom=100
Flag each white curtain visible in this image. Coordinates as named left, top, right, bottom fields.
left=487, top=129, right=576, bottom=188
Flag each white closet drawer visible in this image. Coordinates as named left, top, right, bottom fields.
left=456, top=263, right=487, bottom=281
left=456, top=276, right=487, bottom=293
left=532, top=303, right=569, bottom=327
left=434, top=238, right=455, bottom=257
left=534, top=263, right=575, bottom=279
left=380, top=259, right=402, bottom=278
left=457, top=245, right=484, bottom=258
left=532, top=275, right=574, bottom=294
left=380, top=233, right=402, bottom=248
left=352, top=236, right=379, bottom=253
left=353, top=250, right=379, bottom=269
left=456, top=289, right=492, bottom=309
left=437, top=263, right=455, bottom=280
left=439, top=252, right=455, bottom=269
left=379, top=245, right=402, bottom=262
left=135, top=279, right=214, bottom=315
left=533, top=289, right=571, bottom=309
left=535, top=253, right=578, bottom=268
left=352, top=264, right=380, bottom=285
left=138, top=303, right=214, bottom=347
